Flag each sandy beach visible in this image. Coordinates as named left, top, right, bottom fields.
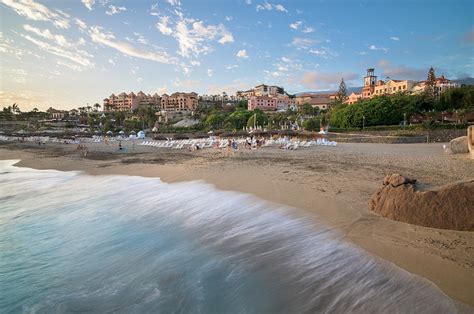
left=1, top=140, right=473, bottom=307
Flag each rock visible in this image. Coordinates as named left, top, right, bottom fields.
left=382, top=173, right=417, bottom=187
left=449, top=136, right=469, bottom=154
left=370, top=174, right=474, bottom=231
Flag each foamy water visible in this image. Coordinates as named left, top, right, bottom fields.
left=0, top=160, right=460, bottom=313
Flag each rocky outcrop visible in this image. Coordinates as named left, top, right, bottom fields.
left=370, top=174, right=474, bottom=231
left=449, top=136, right=469, bottom=154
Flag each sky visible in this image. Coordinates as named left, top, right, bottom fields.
left=0, top=0, right=473, bottom=111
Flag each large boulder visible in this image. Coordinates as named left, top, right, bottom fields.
left=370, top=173, right=474, bottom=231
left=449, top=136, right=469, bottom=154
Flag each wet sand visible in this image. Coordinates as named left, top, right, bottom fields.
left=1, top=140, right=473, bottom=307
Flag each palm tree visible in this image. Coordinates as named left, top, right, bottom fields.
left=94, top=103, right=101, bottom=112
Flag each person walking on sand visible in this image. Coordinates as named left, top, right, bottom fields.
left=119, top=141, right=122, bottom=151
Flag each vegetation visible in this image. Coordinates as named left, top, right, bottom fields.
left=329, top=86, right=473, bottom=128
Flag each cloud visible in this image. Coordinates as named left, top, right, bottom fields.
left=376, top=59, right=426, bottom=80
left=225, top=64, right=238, bottom=70
left=89, top=26, right=177, bottom=64
left=291, top=37, right=319, bottom=49
left=133, top=32, right=148, bottom=44
left=308, top=47, right=338, bottom=59
left=105, top=5, right=126, bottom=15
left=302, top=27, right=314, bottom=33
left=166, top=0, right=181, bottom=6
left=177, top=20, right=232, bottom=56
left=225, top=16, right=233, bottom=21
left=1, top=0, right=70, bottom=29
left=207, top=69, right=213, bottom=77
left=369, top=44, right=388, bottom=52
left=464, top=27, right=474, bottom=44
left=256, top=2, right=287, bottom=13
left=21, top=33, right=93, bottom=67
left=290, top=21, right=302, bottom=30
left=156, top=16, right=173, bottom=35
left=23, top=24, right=85, bottom=49
left=390, top=36, right=400, bottom=41
left=245, top=0, right=252, bottom=4
left=57, top=60, right=84, bottom=72
left=236, top=49, right=248, bottom=58
left=299, top=71, right=358, bottom=90
left=81, top=0, right=94, bottom=10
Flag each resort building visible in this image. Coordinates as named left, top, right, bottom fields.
left=295, top=93, right=335, bottom=110
left=248, top=95, right=296, bottom=111
left=104, top=91, right=198, bottom=112
left=237, top=84, right=285, bottom=99
left=373, top=79, right=416, bottom=96
left=248, top=96, right=278, bottom=111
left=47, top=108, right=66, bottom=120
left=346, top=92, right=362, bottom=105
left=346, top=68, right=459, bottom=104
left=161, top=92, right=198, bottom=112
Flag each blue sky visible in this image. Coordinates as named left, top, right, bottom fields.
left=1, top=0, right=473, bottom=110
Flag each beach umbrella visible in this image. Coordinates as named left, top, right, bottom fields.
left=106, top=130, right=113, bottom=135
left=130, top=130, right=136, bottom=134
left=119, top=130, right=125, bottom=135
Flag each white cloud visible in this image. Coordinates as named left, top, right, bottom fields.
left=57, top=60, right=84, bottom=72
left=155, top=9, right=234, bottom=59
left=81, top=0, right=94, bottom=10
left=207, top=69, right=213, bottom=77
left=156, top=16, right=173, bottom=35
left=225, top=16, right=233, bottom=21
left=23, top=24, right=84, bottom=49
left=358, top=51, right=367, bottom=55
left=225, top=64, right=238, bottom=70
left=157, top=86, right=168, bottom=94
left=290, top=21, right=302, bottom=30
left=105, top=5, right=126, bottom=15
left=173, top=19, right=233, bottom=57
left=256, top=2, right=287, bottom=13
left=236, top=49, right=248, bottom=58
left=1, top=0, right=70, bottom=29
left=369, top=45, right=388, bottom=52
left=21, top=33, right=93, bottom=67
left=133, top=32, right=148, bottom=44
left=302, top=27, right=314, bottom=33
left=166, top=0, right=181, bottom=6
left=309, top=47, right=338, bottom=59
left=89, top=26, right=177, bottom=64
left=274, top=4, right=287, bottom=12
left=108, top=58, right=115, bottom=66
left=390, top=36, right=400, bottom=41
left=291, top=37, right=319, bottom=49
left=245, top=0, right=252, bottom=4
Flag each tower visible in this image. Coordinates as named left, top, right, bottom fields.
left=362, top=68, right=377, bottom=98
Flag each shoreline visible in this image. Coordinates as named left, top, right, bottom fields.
left=1, top=141, right=473, bottom=307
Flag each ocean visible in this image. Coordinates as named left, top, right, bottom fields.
left=0, top=160, right=458, bottom=313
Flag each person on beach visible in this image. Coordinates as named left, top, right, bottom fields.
left=119, top=141, right=122, bottom=151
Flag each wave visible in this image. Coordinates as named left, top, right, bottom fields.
left=0, top=160, right=459, bottom=313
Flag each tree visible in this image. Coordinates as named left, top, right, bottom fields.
left=425, top=67, right=437, bottom=99
left=205, top=113, right=225, bottom=130
left=337, top=78, right=347, bottom=102
left=302, top=117, right=320, bottom=131
left=94, top=103, right=101, bottom=112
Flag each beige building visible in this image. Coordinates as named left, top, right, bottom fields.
left=103, top=91, right=161, bottom=112
left=346, top=92, right=362, bottom=105
left=295, top=93, right=335, bottom=110
left=373, top=79, right=415, bottom=96
left=248, top=95, right=296, bottom=111
left=237, top=84, right=285, bottom=99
